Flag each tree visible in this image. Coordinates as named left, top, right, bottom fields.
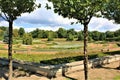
left=47, top=31, right=54, bottom=41
left=57, top=28, right=67, bottom=38
left=0, top=0, right=40, bottom=79
left=67, top=28, right=77, bottom=38
left=66, top=34, right=74, bottom=41
left=102, top=0, right=120, bottom=24
left=0, top=29, right=4, bottom=39
left=99, top=32, right=106, bottom=41
left=91, top=31, right=100, bottom=41
left=18, top=27, right=25, bottom=37
left=31, top=28, right=39, bottom=38
left=103, top=0, right=120, bottom=68
left=13, top=29, right=19, bottom=38
left=47, top=0, right=106, bottom=80
left=0, top=26, right=7, bottom=31
left=23, top=33, right=33, bottom=45
left=77, top=31, right=84, bottom=41
left=3, top=28, right=9, bottom=43
left=114, top=29, right=120, bottom=37
left=106, top=31, right=114, bottom=38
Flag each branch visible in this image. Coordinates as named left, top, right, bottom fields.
left=0, top=13, right=9, bottom=21
left=4, top=13, right=9, bottom=21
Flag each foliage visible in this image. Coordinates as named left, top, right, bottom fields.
left=0, top=29, right=4, bottom=37
left=13, top=29, right=19, bottom=38
left=66, top=34, right=74, bottom=41
left=77, top=31, right=84, bottom=41
left=47, top=31, right=54, bottom=41
left=99, top=33, right=106, bottom=41
left=114, top=29, right=120, bottom=37
left=23, top=33, right=33, bottom=45
left=105, top=31, right=114, bottom=38
left=30, top=27, right=120, bottom=42
left=67, top=28, right=77, bottom=37
left=0, top=26, right=7, bottom=31
left=0, top=26, right=7, bottom=40
left=3, top=28, right=9, bottom=44
left=57, top=28, right=67, bottom=38
left=18, top=27, right=25, bottom=37
left=91, top=31, right=100, bottom=41
left=0, top=0, right=40, bottom=21
left=102, top=0, right=120, bottom=24
left=31, top=28, right=40, bottom=38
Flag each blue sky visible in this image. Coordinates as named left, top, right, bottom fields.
left=0, top=0, right=120, bottom=32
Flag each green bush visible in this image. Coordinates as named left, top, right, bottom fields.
left=47, top=37, right=54, bottom=41
left=23, top=33, right=33, bottom=45
left=66, top=34, right=74, bottom=41
left=47, top=32, right=54, bottom=41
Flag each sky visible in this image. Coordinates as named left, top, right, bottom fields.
left=0, top=0, right=120, bottom=32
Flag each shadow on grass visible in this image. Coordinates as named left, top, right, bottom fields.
left=104, top=51, right=120, bottom=55
left=40, top=54, right=98, bottom=65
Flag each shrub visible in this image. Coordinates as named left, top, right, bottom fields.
left=66, top=34, right=74, bottom=41
left=23, top=33, right=33, bottom=45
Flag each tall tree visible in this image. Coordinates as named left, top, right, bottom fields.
left=102, top=0, right=120, bottom=68
left=57, top=28, right=67, bottom=38
left=18, top=27, right=25, bottom=37
left=47, top=0, right=106, bottom=80
left=0, top=0, right=40, bottom=79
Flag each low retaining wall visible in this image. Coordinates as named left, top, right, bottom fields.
left=0, top=55, right=120, bottom=78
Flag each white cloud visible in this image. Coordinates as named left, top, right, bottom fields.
left=89, top=17, right=120, bottom=32
left=24, top=26, right=63, bottom=32
left=0, top=21, right=8, bottom=27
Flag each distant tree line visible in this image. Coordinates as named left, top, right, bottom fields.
left=30, top=27, right=120, bottom=41
left=0, top=26, right=120, bottom=43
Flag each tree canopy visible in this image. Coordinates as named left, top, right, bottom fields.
left=48, top=0, right=105, bottom=25
left=0, top=0, right=40, bottom=22
left=102, top=0, right=120, bottom=24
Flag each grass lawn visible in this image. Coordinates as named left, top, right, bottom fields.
left=0, top=39, right=119, bottom=64
left=114, top=75, right=120, bottom=80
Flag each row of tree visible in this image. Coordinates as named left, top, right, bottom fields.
left=0, top=27, right=25, bottom=39
left=0, top=26, right=33, bottom=45
left=1, top=26, right=120, bottom=43
left=31, top=28, right=120, bottom=41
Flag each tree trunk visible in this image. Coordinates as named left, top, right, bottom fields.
left=8, top=21, right=13, bottom=80
left=83, top=24, right=88, bottom=80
